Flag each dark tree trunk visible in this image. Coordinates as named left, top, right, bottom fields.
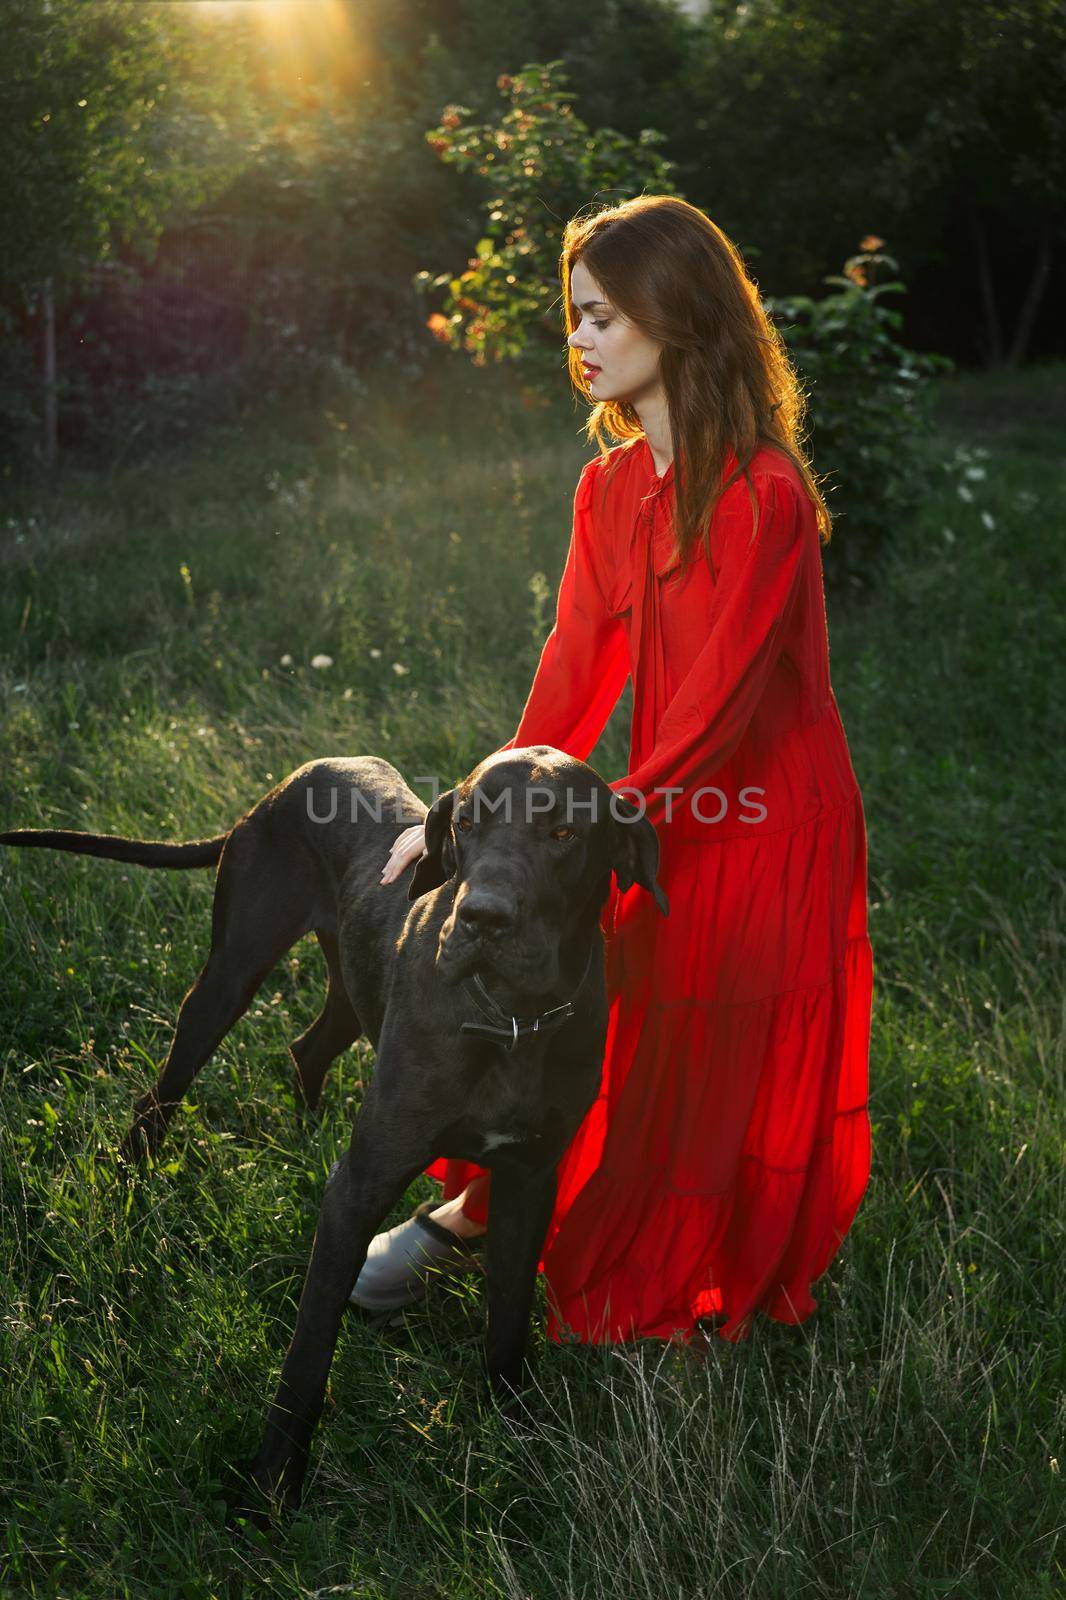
left=43, top=275, right=57, bottom=469
left=969, top=206, right=1003, bottom=370
left=1006, top=227, right=1053, bottom=370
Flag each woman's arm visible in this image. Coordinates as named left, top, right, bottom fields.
left=492, top=458, right=630, bottom=761
left=608, top=470, right=808, bottom=833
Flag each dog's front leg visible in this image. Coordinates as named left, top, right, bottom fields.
left=238, top=1119, right=427, bottom=1520
left=483, top=1161, right=558, bottom=1417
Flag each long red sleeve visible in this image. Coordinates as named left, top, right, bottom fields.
left=609, top=470, right=807, bottom=834
left=494, top=459, right=630, bottom=761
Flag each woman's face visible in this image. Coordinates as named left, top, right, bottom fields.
left=567, top=259, right=665, bottom=409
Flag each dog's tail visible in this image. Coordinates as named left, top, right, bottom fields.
left=0, top=828, right=228, bottom=868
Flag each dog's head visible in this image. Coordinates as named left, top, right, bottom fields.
left=408, top=747, right=668, bottom=994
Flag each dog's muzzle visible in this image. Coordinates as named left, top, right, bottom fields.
left=439, top=878, right=558, bottom=991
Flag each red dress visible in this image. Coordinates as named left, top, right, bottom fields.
left=425, top=436, right=873, bottom=1345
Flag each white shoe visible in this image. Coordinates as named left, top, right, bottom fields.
left=349, top=1199, right=486, bottom=1316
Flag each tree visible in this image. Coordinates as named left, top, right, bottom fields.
left=0, top=0, right=250, bottom=465
left=677, top=0, right=1065, bottom=368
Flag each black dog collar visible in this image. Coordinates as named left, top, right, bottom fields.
left=459, top=945, right=595, bottom=1053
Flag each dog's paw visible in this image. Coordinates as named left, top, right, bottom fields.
left=227, top=1477, right=291, bottom=1539
left=227, top=1493, right=275, bottom=1541
left=498, top=1402, right=534, bottom=1440
left=117, top=1109, right=167, bottom=1168
left=489, top=1375, right=535, bottom=1437
left=115, top=1132, right=149, bottom=1168
left=230, top=1447, right=307, bottom=1531
left=291, top=1069, right=325, bottom=1117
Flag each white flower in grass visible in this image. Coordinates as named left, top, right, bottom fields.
left=279, top=653, right=294, bottom=667
left=310, top=654, right=333, bottom=670
left=957, top=484, right=974, bottom=502
left=965, top=466, right=987, bottom=481
left=392, top=662, right=410, bottom=676
left=369, top=648, right=382, bottom=659
left=943, top=527, right=956, bottom=544
left=980, top=511, right=995, bottom=531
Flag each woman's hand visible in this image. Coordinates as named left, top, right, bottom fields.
left=380, top=822, right=427, bottom=885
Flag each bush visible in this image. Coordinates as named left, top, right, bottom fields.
left=417, top=61, right=674, bottom=368
left=768, top=241, right=954, bottom=592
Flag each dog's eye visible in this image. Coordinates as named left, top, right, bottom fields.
left=455, top=816, right=472, bottom=833
left=550, top=825, right=576, bottom=842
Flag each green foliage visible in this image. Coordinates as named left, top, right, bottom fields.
left=677, top=0, right=1066, bottom=366
left=0, top=0, right=254, bottom=467
left=425, top=0, right=699, bottom=154
left=768, top=242, right=954, bottom=591
left=0, top=0, right=246, bottom=297
left=416, top=62, right=675, bottom=367
left=69, top=74, right=462, bottom=459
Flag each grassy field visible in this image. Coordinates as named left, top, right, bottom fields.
left=0, top=359, right=1063, bottom=1598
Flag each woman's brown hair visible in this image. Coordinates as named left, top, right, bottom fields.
left=561, top=195, right=832, bottom=576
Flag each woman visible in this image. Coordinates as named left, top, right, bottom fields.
left=353, top=195, right=873, bottom=1346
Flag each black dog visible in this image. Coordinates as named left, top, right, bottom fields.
left=2, top=747, right=667, bottom=1512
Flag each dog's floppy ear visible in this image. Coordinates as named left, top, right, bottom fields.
left=608, top=795, right=670, bottom=916
left=408, top=787, right=458, bottom=901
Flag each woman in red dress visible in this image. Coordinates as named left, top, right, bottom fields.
left=372, top=195, right=873, bottom=1345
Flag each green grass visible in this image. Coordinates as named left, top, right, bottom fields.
left=0, top=359, right=1063, bottom=1598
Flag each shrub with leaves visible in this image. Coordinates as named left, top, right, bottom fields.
left=768, top=239, right=954, bottom=591
left=417, top=61, right=674, bottom=367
